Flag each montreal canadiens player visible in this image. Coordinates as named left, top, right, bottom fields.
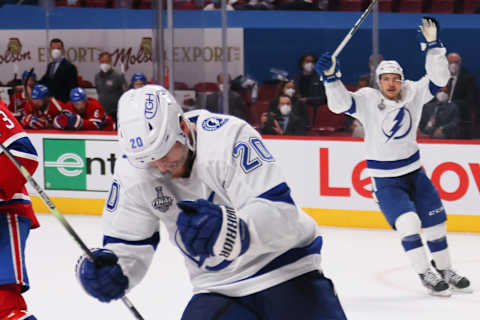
left=53, top=87, right=114, bottom=131
left=0, top=101, right=39, bottom=319
left=75, top=85, right=347, bottom=319
left=315, top=18, right=471, bottom=296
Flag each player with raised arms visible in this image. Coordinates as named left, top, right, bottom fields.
left=315, top=17, right=472, bottom=296
left=75, top=85, right=347, bottom=319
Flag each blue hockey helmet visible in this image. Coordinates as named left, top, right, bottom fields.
left=31, top=84, right=49, bottom=99
left=70, top=87, right=87, bottom=102
left=131, top=72, right=147, bottom=84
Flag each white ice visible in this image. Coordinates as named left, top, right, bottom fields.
left=25, top=214, right=480, bottom=320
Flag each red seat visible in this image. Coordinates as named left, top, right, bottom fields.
left=310, top=104, right=346, bottom=135
left=136, top=0, right=153, bottom=9
left=257, top=81, right=282, bottom=102
left=426, top=0, right=455, bottom=12
left=395, top=0, right=423, bottom=12
left=174, top=82, right=190, bottom=90
left=193, top=82, right=219, bottom=93
left=338, top=0, right=364, bottom=11
left=84, top=0, right=111, bottom=7
left=249, top=100, right=270, bottom=129
left=462, top=0, right=480, bottom=12
left=345, top=84, right=357, bottom=92
left=378, top=0, right=393, bottom=11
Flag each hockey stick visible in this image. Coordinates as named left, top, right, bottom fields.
left=51, top=97, right=63, bottom=112
left=23, top=68, right=34, bottom=103
left=0, top=142, right=145, bottom=320
left=332, top=0, right=379, bottom=59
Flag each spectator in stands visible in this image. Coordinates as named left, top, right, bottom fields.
left=21, top=84, right=63, bottom=130
left=234, top=0, right=275, bottom=10
left=260, top=94, right=307, bottom=135
left=206, top=72, right=247, bottom=120
left=53, top=87, right=114, bottom=131
left=269, top=80, right=307, bottom=121
left=39, top=38, right=78, bottom=103
left=204, top=0, right=234, bottom=10
left=446, top=52, right=478, bottom=138
left=276, top=0, right=322, bottom=10
left=130, top=72, right=148, bottom=89
left=94, top=51, right=127, bottom=125
left=293, top=53, right=327, bottom=107
left=419, top=87, right=460, bottom=139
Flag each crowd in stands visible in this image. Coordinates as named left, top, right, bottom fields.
left=1, top=37, right=478, bottom=139
left=1, top=0, right=479, bottom=13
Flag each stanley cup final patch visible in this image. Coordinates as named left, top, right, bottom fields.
left=152, top=186, right=173, bottom=212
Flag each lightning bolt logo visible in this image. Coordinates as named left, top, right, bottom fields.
left=382, top=107, right=412, bottom=142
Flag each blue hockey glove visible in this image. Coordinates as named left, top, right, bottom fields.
left=75, top=248, right=128, bottom=303
left=315, top=52, right=342, bottom=83
left=176, top=199, right=250, bottom=261
left=53, top=110, right=83, bottom=130
left=417, top=17, right=443, bottom=51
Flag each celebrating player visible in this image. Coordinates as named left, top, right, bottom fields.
left=53, top=87, right=114, bottom=131
left=75, top=85, right=347, bottom=319
left=315, top=18, right=472, bottom=296
left=0, top=100, right=39, bottom=319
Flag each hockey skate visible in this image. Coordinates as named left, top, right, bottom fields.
left=419, top=269, right=451, bottom=297
left=431, top=260, right=473, bottom=293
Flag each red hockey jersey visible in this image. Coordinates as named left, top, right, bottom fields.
left=0, top=100, right=39, bottom=228
left=63, top=97, right=114, bottom=131
left=21, top=99, right=63, bottom=129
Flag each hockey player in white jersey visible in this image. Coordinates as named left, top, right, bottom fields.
left=75, top=84, right=347, bottom=319
left=315, top=18, right=472, bottom=296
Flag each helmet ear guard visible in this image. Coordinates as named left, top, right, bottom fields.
left=117, top=85, right=196, bottom=168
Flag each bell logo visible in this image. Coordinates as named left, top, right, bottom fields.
left=43, top=139, right=117, bottom=191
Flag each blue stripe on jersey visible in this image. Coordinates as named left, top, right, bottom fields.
left=188, top=115, right=199, bottom=124
left=242, top=236, right=323, bottom=281
left=0, top=199, right=31, bottom=206
left=103, top=232, right=160, bottom=250
left=257, top=182, right=295, bottom=205
left=8, top=137, right=37, bottom=156
left=345, top=97, right=356, bottom=115
left=428, top=80, right=442, bottom=96
left=366, top=150, right=420, bottom=170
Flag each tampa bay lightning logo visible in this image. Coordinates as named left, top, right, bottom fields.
left=381, top=107, right=412, bottom=142
left=202, top=117, right=229, bottom=131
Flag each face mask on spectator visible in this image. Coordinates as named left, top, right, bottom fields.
left=279, top=104, right=292, bottom=116
left=436, top=91, right=448, bottom=103
left=51, top=49, right=62, bottom=60
left=303, top=62, right=314, bottom=73
left=284, top=88, right=295, bottom=97
left=448, top=63, right=460, bottom=75
left=218, top=84, right=224, bottom=92
left=100, top=63, right=112, bottom=73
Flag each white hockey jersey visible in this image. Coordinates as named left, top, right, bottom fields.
left=325, top=47, right=450, bottom=177
left=103, top=110, right=323, bottom=297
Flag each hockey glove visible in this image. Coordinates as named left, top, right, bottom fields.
left=315, top=52, right=342, bottom=83
left=53, top=110, right=83, bottom=130
left=21, top=114, right=48, bottom=129
left=417, top=17, right=443, bottom=51
left=176, top=199, right=250, bottom=261
left=75, top=248, right=128, bottom=303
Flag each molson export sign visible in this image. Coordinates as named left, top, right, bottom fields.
left=43, top=138, right=117, bottom=191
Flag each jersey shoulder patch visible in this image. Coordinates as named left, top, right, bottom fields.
left=201, top=116, right=229, bottom=132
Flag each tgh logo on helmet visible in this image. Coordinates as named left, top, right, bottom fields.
left=144, top=93, right=158, bottom=119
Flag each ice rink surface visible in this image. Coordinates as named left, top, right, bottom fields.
left=25, top=214, right=480, bottom=320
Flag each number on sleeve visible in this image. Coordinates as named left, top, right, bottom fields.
left=0, top=110, right=15, bottom=129
left=233, top=138, right=275, bottom=173
left=105, top=180, right=120, bottom=212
